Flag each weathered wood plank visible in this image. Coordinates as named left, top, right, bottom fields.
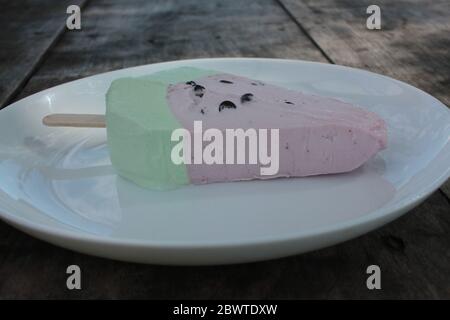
left=12, top=0, right=327, bottom=101
left=278, top=0, right=450, bottom=199
left=0, top=0, right=87, bottom=109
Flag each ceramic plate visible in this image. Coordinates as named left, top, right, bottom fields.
left=0, top=58, right=449, bottom=265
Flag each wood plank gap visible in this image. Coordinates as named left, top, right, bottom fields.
left=274, top=0, right=334, bottom=64
left=439, top=189, right=450, bottom=203
left=1, top=0, right=91, bottom=109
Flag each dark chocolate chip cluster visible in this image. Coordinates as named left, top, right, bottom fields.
left=186, top=79, right=257, bottom=114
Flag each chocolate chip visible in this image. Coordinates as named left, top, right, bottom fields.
left=186, top=81, right=196, bottom=86
left=193, top=84, right=205, bottom=97
left=194, top=84, right=205, bottom=91
left=220, top=80, right=233, bottom=84
left=240, top=93, right=254, bottom=103
left=219, top=100, right=237, bottom=112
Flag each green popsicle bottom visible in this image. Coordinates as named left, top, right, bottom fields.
left=106, top=67, right=218, bottom=190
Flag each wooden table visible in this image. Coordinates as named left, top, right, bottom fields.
left=0, top=0, right=449, bottom=299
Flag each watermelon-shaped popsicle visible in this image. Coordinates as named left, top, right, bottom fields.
left=43, top=67, right=387, bottom=189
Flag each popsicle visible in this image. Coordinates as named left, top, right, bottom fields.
left=43, top=67, right=387, bottom=189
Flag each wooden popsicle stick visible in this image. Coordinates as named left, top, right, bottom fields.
left=43, top=114, right=106, bottom=128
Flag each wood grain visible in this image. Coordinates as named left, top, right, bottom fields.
left=0, top=0, right=87, bottom=109
left=12, top=0, right=327, bottom=102
left=0, top=0, right=449, bottom=299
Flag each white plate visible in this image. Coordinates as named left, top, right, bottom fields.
left=0, top=58, right=449, bottom=265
